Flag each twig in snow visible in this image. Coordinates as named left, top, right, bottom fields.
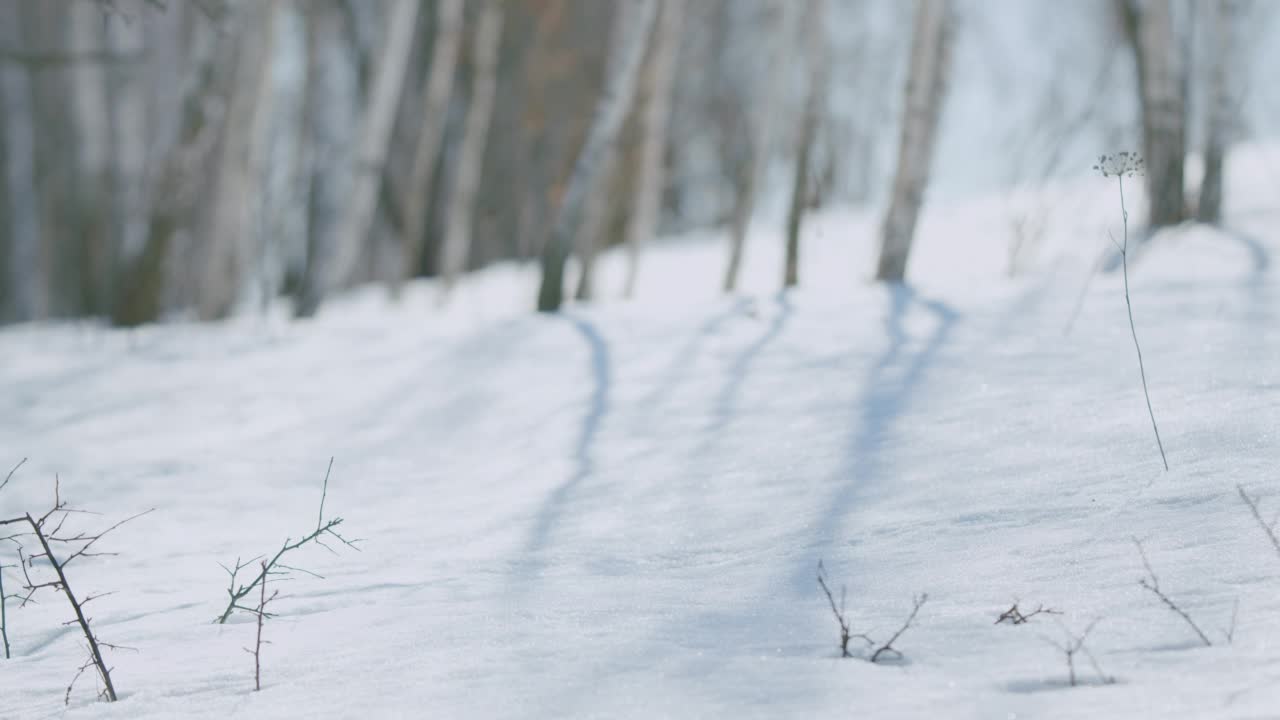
left=1237, top=485, right=1280, bottom=561
left=1094, top=152, right=1168, bottom=471
left=1042, top=617, right=1114, bottom=687
left=869, top=594, right=928, bottom=663
left=216, top=458, right=357, bottom=624
left=1223, top=597, right=1238, bottom=645
left=243, top=560, right=278, bottom=692
left=1131, top=536, right=1211, bottom=646
left=816, top=561, right=871, bottom=658
left=0, top=476, right=151, bottom=702
left=996, top=601, right=1061, bottom=625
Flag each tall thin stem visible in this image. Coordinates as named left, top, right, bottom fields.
left=1119, top=177, right=1169, bottom=471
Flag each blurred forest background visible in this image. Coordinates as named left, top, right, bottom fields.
left=0, top=0, right=1274, bottom=326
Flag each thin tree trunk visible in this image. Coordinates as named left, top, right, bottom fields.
left=723, top=0, right=786, bottom=294
left=438, top=0, right=504, bottom=299
left=397, top=0, right=464, bottom=295
left=783, top=0, right=827, bottom=289
left=1197, top=0, right=1233, bottom=225
left=296, top=0, right=420, bottom=317
left=876, top=0, right=953, bottom=283
left=198, top=2, right=277, bottom=320
left=573, top=145, right=617, bottom=301
left=0, top=4, right=43, bottom=320
left=1122, top=0, right=1186, bottom=231
left=536, top=0, right=658, bottom=313
left=623, top=0, right=683, bottom=298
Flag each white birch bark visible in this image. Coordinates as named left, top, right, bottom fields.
left=399, top=0, right=464, bottom=294
left=1134, top=0, right=1187, bottom=229
left=536, top=0, right=658, bottom=312
left=722, top=0, right=788, bottom=293
left=1197, top=0, right=1234, bottom=224
left=783, top=0, right=828, bottom=289
left=297, top=0, right=420, bottom=317
left=623, top=0, right=684, bottom=298
left=438, top=0, right=503, bottom=297
left=876, top=0, right=952, bottom=283
left=0, top=6, right=43, bottom=320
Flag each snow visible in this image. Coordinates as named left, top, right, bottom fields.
left=4, top=151, right=1280, bottom=718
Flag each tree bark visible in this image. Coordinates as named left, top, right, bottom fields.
left=536, top=0, right=657, bottom=313
left=1197, top=0, right=1234, bottom=225
left=438, top=0, right=504, bottom=298
left=723, top=0, right=786, bottom=294
left=296, top=0, right=420, bottom=317
left=876, top=0, right=952, bottom=283
left=784, top=0, right=827, bottom=289
left=1120, top=0, right=1187, bottom=231
left=0, top=2, right=43, bottom=320
left=623, top=0, right=683, bottom=298
left=398, top=0, right=464, bottom=294
left=198, top=1, right=277, bottom=320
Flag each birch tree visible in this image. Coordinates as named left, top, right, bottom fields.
left=623, top=0, right=684, bottom=298
left=783, top=0, right=828, bottom=289
left=723, top=0, right=787, bottom=294
left=438, top=0, right=504, bottom=298
left=398, top=0, right=464, bottom=294
left=1196, top=0, right=1238, bottom=224
left=876, top=0, right=953, bottom=283
left=536, top=0, right=657, bottom=313
left=0, top=2, right=43, bottom=320
left=198, top=0, right=278, bottom=320
left=1118, top=0, right=1187, bottom=231
left=296, top=0, right=419, bottom=318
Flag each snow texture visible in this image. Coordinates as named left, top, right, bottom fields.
left=4, top=151, right=1280, bottom=718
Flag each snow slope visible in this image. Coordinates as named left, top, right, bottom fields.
left=4, top=157, right=1280, bottom=718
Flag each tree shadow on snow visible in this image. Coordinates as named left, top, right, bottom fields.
left=520, top=313, right=612, bottom=562
left=637, top=296, right=754, bottom=414
left=794, top=285, right=957, bottom=589
left=696, top=292, right=794, bottom=450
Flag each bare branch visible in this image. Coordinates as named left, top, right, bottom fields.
left=870, top=594, right=928, bottom=663
left=1132, top=537, right=1212, bottom=647
left=1237, top=485, right=1280, bottom=560
left=0, top=458, right=25, bottom=494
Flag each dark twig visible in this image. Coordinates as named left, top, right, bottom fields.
left=1132, top=537, right=1211, bottom=647
left=23, top=513, right=118, bottom=701
left=216, top=461, right=357, bottom=624
left=1223, top=597, right=1238, bottom=645
left=816, top=561, right=871, bottom=658
left=1237, top=485, right=1280, bottom=560
left=1042, top=617, right=1113, bottom=687
left=0, top=560, right=10, bottom=659
left=0, top=457, right=25, bottom=494
left=869, top=594, right=928, bottom=663
left=996, top=601, right=1061, bottom=625
left=243, top=560, right=278, bottom=692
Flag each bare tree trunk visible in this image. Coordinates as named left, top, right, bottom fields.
left=623, top=0, right=683, bottom=298
left=398, top=0, right=463, bottom=295
left=783, top=0, right=827, bottom=289
left=876, top=0, right=953, bottom=283
left=198, top=1, right=278, bottom=320
left=1197, top=0, right=1234, bottom=225
left=572, top=145, right=616, bottom=301
left=1120, top=0, right=1187, bottom=231
left=723, top=0, right=786, bottom=294
left=296, top=0, right=420, bottom=317
left=536, top=0, right=657, bottom=313
left=438, top=0, right=503, bottom=299
left=0, top=3, right=43, bottom=320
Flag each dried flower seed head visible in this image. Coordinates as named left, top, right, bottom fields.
left=1093, top=152, right=1146, bottom=178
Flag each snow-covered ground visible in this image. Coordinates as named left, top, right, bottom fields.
left=4, top=151, right=1280, bottom=718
